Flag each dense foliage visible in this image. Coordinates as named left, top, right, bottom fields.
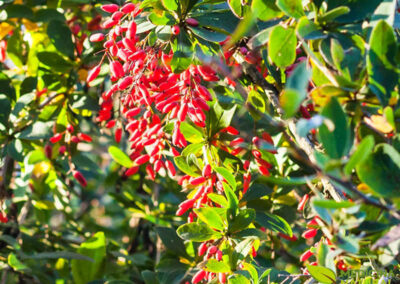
left=1, top=0, right=400, bottom=283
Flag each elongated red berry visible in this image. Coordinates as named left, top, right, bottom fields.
left=121, top=2, right=136, bottom=13
left=302, top=228, right=318, bottom=239
left=190, top=176, right=206, bottom=185
left=115, top=128, right=122, bottom=143
left=278, top=232, right=298, bottom=241
left=118, top=76, right=133, bottom=90
left=165, top=160, right=176, bottom=176
left=219, top=273, right=226, bottom=284
left=89, top=33, right=104, bottom=42
left=198, top=242, right=208, bottom=256
left=125, top=166, right=139, bottom=177
left=50, top=133, right=63, bottom=143
left=77, top=133, right=92, bottom=142
left=44, top=144, right=52, bottom=159
left=192, top=270, right=206, bottom=284
left=300, top=249, right=314, bottom=262
left=135, top=154, right=150, bottom=165
left=176, top=199, right=196, bottom=216
left=297, top=194, right=310, bottom=212
left=125, top=107, right=141, bottom=117
left=110, top=61, right=125, bottom=79
left=87, top=65, right=101, bottom=83
left=101, top=4, right=119, bottom=13
left=73, top=170, right=87, bottom=187
left=202, top=164, right=211, bottom=178
left=186, top=18, right=199, bottom=27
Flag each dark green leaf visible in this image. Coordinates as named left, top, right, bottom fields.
left=177, top=223, right=222, bottom=242
left=17, top=121, right=53, bottom=140
left=344, top=135, right=374, bottom=175
left=255, top=212, right=292, bottom=236
left=318, top=97, right=351, bottom=159
left=5, top=5, right=33, bottom=19
left=228, top=209, right=255, bottom=233
left=367, top=20, right=398, bottom=106
left=356, top=144, right=400, bottom=197
left=37, top=51, right=73, bottom=72
left=156, top=227, right=187, bottom=256
left=47, top=20, right=75, bottom=59
left=71, top=232, right=106, bottom=284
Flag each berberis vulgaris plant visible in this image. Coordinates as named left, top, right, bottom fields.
left=0, top=0, right=400, bottom=283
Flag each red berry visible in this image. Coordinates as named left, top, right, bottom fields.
left=50, top=133, right=63, bottom=144
left=77, top=133, right=92, bottom=143
left=89, top=33, right=104, bottom=42
left=302, top=228, right=318, bottom=239
left=87, top=65, right=101, bottom=83
left=300, top=249, right=314, bottom=262
left=297, top=194, right=310, bottom=212
left=73, top=170, right=87, bottom=187
left=135, top=154, right=150, bottom=165
left=192, top=270, right=206, bottom=284
left=186, top=18, right=199, bottom=27
left=101, top=4, right=119, bottom=13
left=172, top=25, right=180, bottom=35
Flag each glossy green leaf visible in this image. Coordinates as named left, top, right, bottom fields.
left=206, top=259, right=231, bottom=273
left=109, top=146, right=133, bottom=168
left=156, top=227, right=187, bottom=256
left=306, top=265, right=336, bottom=284
left=255, top=212, right=292, bottom=237
left=356, top=144, right=400, bottom=197
left=268, top=26, right=296, bottom=68
left=251, top=0, right=282, bottom=21
left=344, top=135, right=374, bottom=175
left=276, top=0, right=304, bottom=19
left=228, top=208, right=255, bottom=233
left=194, top=206, right=225, bottom=231
left=177, top=223, right=223, bottom=242
left=215, top=167, right=236, bottom=190
left=297, top=16, right=327, bottom=40
left=71, top=232, right=106, bottom=284
left=367, top=20, right=398, bottom=106
left=47, top=20, right=75, bottom=59
left=318, top=97, right=351, bottom=159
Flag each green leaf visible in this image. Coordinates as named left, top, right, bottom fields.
left=232, top=228, right=268, bottom=240
left=155, top=227, right=187, bottom=256
left=297, top=16, right=327, bottom=40
left=227, top=0, right=248, bottom=18
left=280, top=89, right=302, bottom=119
left=224, top=183, right=239, bottom=218
left=194, top=207, right=225, bottom=231
left=174, top=156, right=200, bottom=177
left=8, top=253, right=30, bottom=272
left=177, top=223, right=222, bottom=242
left=243, top=183, right=273, bottom=201
left=0, top=94, right=11, bottom=127
left=247, top=89, right=266, bottom=120
left=208, top=102, right=237, bottom=137
left=251, top=0, right=282, bottom=21
left=23, top=251, right=94, bottom=261
left=276, top=0, right=304, bottom=19
left=17, top=121, right=53, bottom=140
left=356, top=144, right=400, bottom=197
left=170, top=32, right=193, bottom=73
left=7, top=31, right=24, bottom=67
left=306, top=265, right=336, bottom=284
left=296, top=115, right=324, bottom=137
left=180, top=122, right=204, bottom=143
left=258, top=175, right=316, bottom=186
left=148, top=12, right=175, bottom=25
left=215, top=167, right=236, bottom=190
left=344, top=135, right=374, bottom=175
left=206, top=259, right=231, bottom=273
left=231, top=238, right=255, bottom=267
left=268, top=26, right=296, bottom=68
left=312, top=200, right=356, bottom=209
left=5, top=4, right=33, bottom=19
left=190, top=26, right=228, bottom=43
left=161, top=0, right=178, bottom=11
left=108, top=146, right=133, bottom=168
left=286, top=61, right=311, bottom=97
left=228, top=208, right=255, bottom=233
left=367, top=20, right=398, bottom=106
left=318, top=6, right=350, bottom=23
left=193, top=10, right=239, bottom=34
left=142, top=270, right=159, bottom=284
left=318, top=97, right=350, bottom=159
left=370, top=0, right=397, bottom=27
left=207, top=193, right=228, bottom=207
left=255, top=212, right=292, bottom=236
left=71, top=232, right=106, bottom=284
left=37, top=51, right=73, bottom=72
left=34, top=8, right=65, bottom=22
left=228, top=274, right=251, bottom=284
left=47, top=20, right=75, bottom=59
